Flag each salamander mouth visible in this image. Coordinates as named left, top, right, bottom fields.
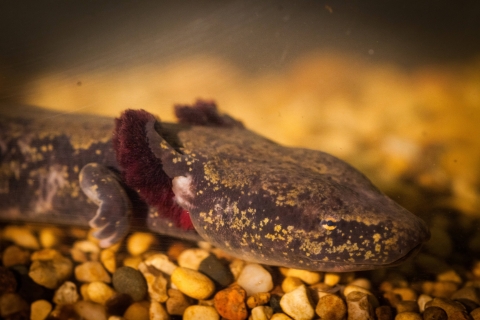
left=383, top=242, right=424, bottom=267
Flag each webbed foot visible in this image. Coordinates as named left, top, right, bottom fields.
left=79, top=163, right=131, bottom=247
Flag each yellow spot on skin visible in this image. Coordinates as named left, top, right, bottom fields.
left=95, top=149, right=101, bottom=155
left=373, top=233, right=381, bottom=242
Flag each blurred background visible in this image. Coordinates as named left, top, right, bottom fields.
left=1, top=0, right=480, bottom=220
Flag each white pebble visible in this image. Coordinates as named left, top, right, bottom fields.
left=280, top=285, right=315, bottom=320
left=53, top=281, right=79, bottom=305
left=237, top=264, right=273, bottom=296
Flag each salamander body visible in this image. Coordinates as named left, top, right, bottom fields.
left=0, top=101, right=429, bottom=271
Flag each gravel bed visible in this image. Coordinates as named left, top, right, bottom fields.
left=1, top=214, right=480, bottom=320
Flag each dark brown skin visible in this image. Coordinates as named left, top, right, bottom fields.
left=0, top=102, right=430, bottom=271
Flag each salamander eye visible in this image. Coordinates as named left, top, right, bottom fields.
left=321, top=218, right=337, bottom=231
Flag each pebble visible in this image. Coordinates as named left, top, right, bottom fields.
left=166, top=288, right=192, bottom=315
left=432, top=281, right=460, bottom=298
left=375, top=305, right=393, bottom=320
left=284, top=268, right=321, bottom=285
left=271, top=313, right=293, bottom=320
left=127, top=232, right=156, bottom=256
left=417, top=294, right=433, bottom=312
left=344, top=284, right=379, bottom=308
left=112, top=266, right=148, bottom=302
left=349, top=278, right=372, bottom=290
left=437, top=269, right=463, bottom=284
left=30, top=299, right=53, bottom=320
left=53, top=281, right=79, bottom=305
left=75, top=261, right=112, bottom=283
left=0, top=266, right=17, bottom=295
left=138, top=264, right=168, bottom=302
left=28, top=250, right=73, bottom=289
left=2, top=245, right=30, bottom=267
left=10, top=264, right=53, bottom=303
left=396, top=300, right=419, bottom=313
left=229, top=259, right=247, bottom=279
left=315, top=293, right=346, bottom=320
left=471, top=308, right=480, bottom=320
left=251, top=306, right=274, bottom=320
left=2, top=225, right=40, bottom=249
left=123, top=256, right=143, bottom=269
left=123, top=301, right=150, bottom=320
left=247, top=292, right=271, bottom=308
left=143, top=253, right=178, bottom=275
left=0, top=293, right=29, bottom=318
left=171, top=267, right=215, bottom=300
left=280, top=285, right=315, bottom=320
left=74, top=300, right=107, bottom=320
left=282, top=276, right=304, bottom=293
left=214, top=284, right=248, bottom=320
left=346, top=291, right=376, bottom=320
left=105, top=293, right=133, bottom=316
left=100, top=248, right=117, bottom=273
left=451, top=286, right=480, bottom=304
left=183, top=305, right=220, bottom=320
left=88, top=281, right=116, bottom=304
left=39, top=227, right=62, bottom=248
left=394, top=311, right=422, bottom=320
left=199, top=253, right=234, bottom=287
left=426, top=297, right=466, bottom=317
left=324, top=273, right=341, bottom=286
left=237, top=264, right=273, bottom=296
left=423, top=306, right=448, bottom=320
left=392, top=287, right=418, bottom=301
left=178, top=248, right=211, bottom=270
left=149, top=300, right=170, bottom=320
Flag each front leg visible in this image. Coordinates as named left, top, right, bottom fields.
left=79, top=163, right=131, bottom=247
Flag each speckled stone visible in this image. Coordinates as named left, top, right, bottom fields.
left=75, top=261, right=111, bottom=283
left=199, top=254, right=234, bottom=287
left=344, top=284, right=379, bottom=308
left=53, top=281, right=79, bottom=305
left=123, top=301, right=150, bottom=320
left=127, top=232, right=155, bottom=256
left=375, top=305, right=393, bottom=320
left=29, top=250, right=73, bottom=289
left=423, top=306, right=447, bottom=320
left=247, top=292, right=271, bottom=308
left=2, top=245, right=30, bottom=267
left=171, top=267, right=215, bottom=300
left=166, top=288, right=192, bottom=315
left=315, top=293, right=346, bottom=320
left=346, top=291, right=376, bottom=320
left=149, top=300, right=170, bottom=320
left=178, top=248, right=210, bottom=270
left=394, top=311, right=422, bottom=320
left=112, top=266, right=147, bottom=302
left=237, top=264, right=273, bottom=296
left=138, top=263, right=168, bottom=302
left=0, top=266, right=17, bottom=295
left=30, top=299, right=52, bottom=320
left=0, top=293, right=29, bottom=318
left=73, top=300, right=107, bottom=320
left=87, top=281, right=116, bottom=304
left=280, top=285, right=315, bottom=320
left=214, top=284, right=248, bottom=320
left=251, top=306, right=274, bottom=320
left=183, top=305, right=220, bottom=320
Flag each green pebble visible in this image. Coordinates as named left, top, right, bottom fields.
left=112, top=266, right=147, bottom=302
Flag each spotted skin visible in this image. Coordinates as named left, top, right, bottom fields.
left=0, top=102, right=430, bottom=271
